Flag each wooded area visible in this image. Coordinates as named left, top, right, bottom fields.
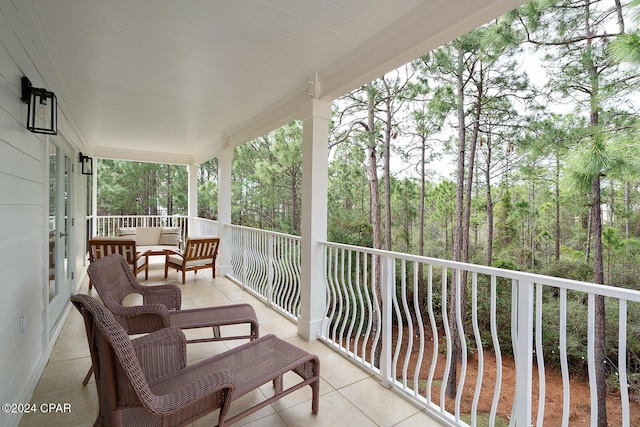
left=96, top=2, right=640, bottom=423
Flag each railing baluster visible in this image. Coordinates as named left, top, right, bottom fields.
left=490, top=275, right=502, bottom=427
left=514, top=280, right=533, bottom=427
left=426, top=264, right=438, bottom=404
left=455, top=268, right=467, bottom=423
left=338, top=248, right=350, bottom=350
left=588, top=293, right=597, bottom=427
left=266, top=233, right=274, bottom=306
left=324, top=246, right=335, bottom=342
left=362, top=252, right=373, bottom=368
left=399, top=260, right=413, bottom=389
left=242, top=229, right=248, bottom=289
left=345, top=250, right=356, bottom=355
left=380, top=254, right=393, bottom=387
left=619, top=299, right=629, bottom=426
left=559, top=288, right=570, bottom=427
left=535, top=283, right=545, bottom=427
left=412, top=262, right=425, bottom=398
left=441, top=266, right=450, bottom=414
left=333, top=248, right=344, bottom=346
left=510, top=279, right=518, bottom=427
left=354, top=251, right=364, bottom=362
left=471, top=272, right=482, bottom=426
left=371, top=254, right=381, bottom=374
left=394, top=259, right=406, bottom=387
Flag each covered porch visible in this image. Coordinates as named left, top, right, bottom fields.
left=2, top=1, right=638, bottom=426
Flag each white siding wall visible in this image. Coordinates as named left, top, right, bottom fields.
left=0, top=3, right=88, bottom=426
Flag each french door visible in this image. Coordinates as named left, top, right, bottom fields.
left=48, top=138, right=73, bottom=335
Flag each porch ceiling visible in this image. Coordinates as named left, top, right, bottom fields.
left=19, top=0, right=527, bottom=164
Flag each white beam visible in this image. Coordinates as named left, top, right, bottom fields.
left=187, top=163, right=198, bottom=238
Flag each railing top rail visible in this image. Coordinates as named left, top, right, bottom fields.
left=226, top=223, right=302, bottom=241
left=97, top=215, right=188, bottom=219
left=321, top=240, right=640, bottom=302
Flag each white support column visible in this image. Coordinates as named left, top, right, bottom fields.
left=91, top=159, right=97, bottom=239
left=298, top=98, right=331, bottom=340
left=187, top=163, right=198, bottom=235
left=217, top=148, right=233, bottom=276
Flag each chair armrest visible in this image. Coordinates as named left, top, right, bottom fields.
left=133, top=327, right=187, bottom=382
left=142, top=284, right=182, bottom=310
left=147, top=369, right=235, bottom=416
left=112, top=304, right=171, bottom=335
left=136, top=249, right=151, bottom=258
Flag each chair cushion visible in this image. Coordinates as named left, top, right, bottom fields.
left=167, top=253, right=185, bottom=266
left=136, top=256, right=148, bottom=269
left=185, top=259, right=212, bottom=267
left=159, top=227, right=180, bottom=246
left=167, top=253, right=211, bottom=267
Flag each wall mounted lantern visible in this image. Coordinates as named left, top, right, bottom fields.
left=21, top=76, right=57, bottom=135
left=79, top=153, right=93, bottom=175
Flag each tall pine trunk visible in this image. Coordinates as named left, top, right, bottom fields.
left=364, top=84, right=383, bottom=368
left=591, top=174, right=607, bottom=427
left=587, top=11, right=607, bottom=421
left=485, top=135, right=494, bottom=266
left=447, top=47, right=466, bottom=399
left=383, top=91, right=392, bottom=251
left=365, top=84, right=381, bottom=252
left=418, top=135, right=427, bottom=312
left=291, top=172, right=299, bottom=233
left=555, top=155, right=561, bottom=262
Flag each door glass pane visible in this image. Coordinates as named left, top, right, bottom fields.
left=48, top=143, right=57, bottom=302
left=86, top=168, right=93, bottom=249
left=63, top=154, right=69, bottom=279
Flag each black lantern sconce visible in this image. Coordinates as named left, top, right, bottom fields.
left=21, top=76, right=57, bottom=135
left=79, top=153, right=93, bottom=175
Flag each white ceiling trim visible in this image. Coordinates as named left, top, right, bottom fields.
left=93, top=145, right=194, bottom=166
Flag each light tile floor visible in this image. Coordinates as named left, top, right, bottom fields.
left=19, top=261, right=442, bottom=427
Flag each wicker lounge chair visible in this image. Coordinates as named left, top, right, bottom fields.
left=83, top=253, right=259, bottom=385
left=164, top=236, right=219, bottom=284
left=72, top=294, right=320, bottom=427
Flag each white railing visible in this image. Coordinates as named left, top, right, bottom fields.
left=95, top=216, right=218, bottom=240
left=91, top=217, right=640, bottom=426
left=225, top=224, right=301, bottom=322
left=191, top=217, right=218, bottom=236
left=94, top=215, right=188, bottom=241
left=320, top=241, right=640, bottom=427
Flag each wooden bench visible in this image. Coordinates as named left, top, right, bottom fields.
left=116, top=226, right=182, bottom=256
